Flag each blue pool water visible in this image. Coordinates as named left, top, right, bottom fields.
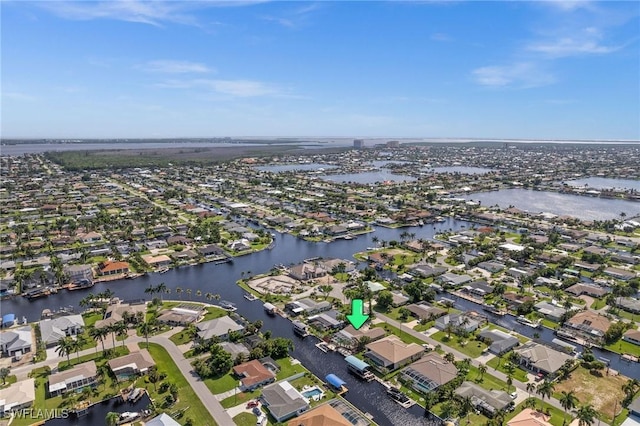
left=302, top=388, right=323, bottom=398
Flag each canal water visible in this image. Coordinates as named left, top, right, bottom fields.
left=6, top=218, right=638, bottom=424
left=7, top=220, right=466, bottom=426
left=45, top=394, right=152, bottom=425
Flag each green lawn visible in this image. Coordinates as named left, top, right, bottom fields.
left=142, top=343, right=217, bottom=426
left=604, top=339, right=640, bottom=355
left=82, top=312, right=103, bottom=327
left=204, top=372, right=242, bottom=395
left=430, top=331, right=488, bottom=358
left=169, top=329, right=194, bottom=346
left=0, top=375, right=17, bottom=388
left=58, top=346, right=129, bottom=370
left=372, top=323, right=426, bottom=346
left=486, top=357, right=529, bottom=382
left=233, top=412, right=257, bottom=426
left=275, top=357, right=306, bottom=380
left=413, top=320, right=435, bottom=332
left=220, top=388, right=261, bottom=408
left=466, top=365, right=510, bottom=392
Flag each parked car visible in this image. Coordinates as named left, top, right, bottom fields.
left=246, top=400, right=259, bottom=409
left=252, top=407, right=262, bottom=416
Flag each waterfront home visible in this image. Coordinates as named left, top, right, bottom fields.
left=233, top=359, right=276, bottom=391
left=514, top=341, right=573, bottom=377
left=623, top=329, right=640, bottom=346
left=477, top=329, right=519, bottom=355
left=534, top=301, right=566, bottom=322
left=462, top=280, right=494, bottom=298
left=142, top=254, right=172, bottom=268
left=38, top=315, right=84, bottom=347
left=260, top=380, right=310, bottom=422
left=98, top=260, right=130, bottom=276
left=435, top=313, right=481, bottom=333
left=145, top=413, right=182, bottom=426
left=562, top=310, right=611, bottom=343
left=503, top=293, right=535, bottom=310
left=156, top=306, right=204, bottom=326
left=455, top=381, right=512, bottom=418
left=288, top=262, right=328, bottom=281
left=405, top=303, right=446, bottom=321
left=285, top=298, right=331, bottom=316
left=507, top=408, right=553, bottom=426
left=220, top=341, right=251, bottom=358
left=48, top=361, right=97, bottom=396
left=364, top=335, right=424, bottom=372
left=438, top=273, right=473, bottom=287
left=95, top=301, right=146, bottom=328
left=64, top=264, right=93, bottom=284
left=307, top=311, right=344, bottom=331
left=400, top=352, right=458, bottom=393
left=331, top=325, right=386, bottom=350
left=196, top=316, right=244, bottom=341
left=197, top=244, right=225, bottom=258
left=108, top=349, right=155, bottom=381
left=0, top=378, right=35, bottom=414
left=287, top=402, right=354, bottom=426
left=410, top=264, right=447, bottom=278
left=0, top=326, right=32, bottom=358
left=228, top=239, right=251, bottom=252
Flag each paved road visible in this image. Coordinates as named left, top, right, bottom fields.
left=11, top=330, right=232, bottom=426
left=375, top=312, right=613, bottom=426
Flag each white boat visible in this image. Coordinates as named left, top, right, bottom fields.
left=263, top=302, right=276, bottom=315
left=516, top=315, right=541, bottom=328
left=219, top=300, right=237, bottom=311
left=157, top=267, right=169, bottom=274
left=293, top=320, right=309, bottom=337
left=243, top=293, right=257, bottom=301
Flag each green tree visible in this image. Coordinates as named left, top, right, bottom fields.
left=574, top=403, right=598, bottom=426
left=536, top=380, right=555, bottom=411
left=0, top=367, right=10, bottom=384
left=559, top=390, right=578, bottom=426
left=105, top=412, right=120, bottom=426
left=318, top=284, right=333, bottom=300
left=56, top=336, right=74, bottom=365
left=375, top=290, right=394, bottom=312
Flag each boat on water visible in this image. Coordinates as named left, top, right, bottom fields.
left=219, top=300, right=237, bottom=311
left=119, top=412, right=140, bottom=423
left=292, top=320, right=310, bottom=337
left=516, top=315, right=542, bottom=328
left=24, top=288, right=51, bottom=300
left=157, top=267, right=169, bottom=274
left=243, top=293, right=257, bottom=301
left=125, top=272, right=143, bottom=279
left=264, top=302, right=276, bottom=315
left=418, top=220, right=424, bottom=226
left=343, top=234, right=354, bottom=240
left=386, top=387, right=410, bottom=404
left=67, top=280, right=95, bottom=290
left=482, top=304, right=507, bottom=316
left=127, top=388, right=144, bottom=402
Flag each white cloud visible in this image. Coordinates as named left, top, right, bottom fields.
left=139, top=60, right=212, bottom=74
left=2, top=92, right=37, bottom=101
left=262, top=2, right=322, bottom=28
left=431, top=33, right=452, bottom=42
left=528, top=36, right=622, bottom=57
left=37, top=0, right=266, bottom=27
left=156, top=78, right=283, bottom=97
left=540, top=0, right=593, bottom=12
left=472, top=63, right=555, bottom=88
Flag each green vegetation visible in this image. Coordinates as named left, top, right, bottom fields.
left=275, top=357, right=306, bottom=380
left=504, top=399, right=568, bottom=426
left=232, top=412, right=257, bottom=426
left=142, top=343, right=217, bottom=425
left=486, top=357, right=529, bottom=382
left=431, top=331, right=488, bottom=358
left=58, top=346, right=129, bottom=371
left=604, top=339, right=640, bottom=355
left=372, top=323, right=425, bottom=346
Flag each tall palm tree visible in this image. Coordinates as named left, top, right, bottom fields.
left=526, top=382, right=536, bottom=399
left=56, top=336, right=74, bottom=365
left=186, top=288, right=192, bottom=299
left=478, top=363, right=487, bottom=382
left=139, top=321, right=152, bottom=348
left=88, top=326, right=104, bottom=353
left=114, top=321, right=128, bottom=347
left=105, top=412, right=120, bottom=426
left=176, top=287, right=183, bottom=299
left=574, top=404, right=598, bottom=426
left=536, top=380, right=555, bottom=411
left=156, top=282, right=167, bottom=301
left=144, top=283, right=156, bottom=300
left=559, top=390, right=578, bottom=426
left=459, top=395, right=474, bottom=425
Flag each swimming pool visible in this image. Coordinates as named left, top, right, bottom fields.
left=302, top=387, right=323, bottom=399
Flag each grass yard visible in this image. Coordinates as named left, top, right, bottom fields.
left=142, top=343, right=217, bottom=426
left=204, top=372, right=241, bottom=395
left=486, top=357, right=529, bottom=382
left=58, top=346, right=129, bottom=370
left=413, top=320, right=435, bottom=332
left=372, top=323, right=425, bottom=346
left=466, top=365, right=510, bottom=392
left=233, top=412, right=257, bottom=426
left=553, top=366, right=629, bottom=424
left=431, top=331, right=488, bottom=358
left=220, top=388, right=261, bottom=408
left=169, top=329, right=194, bottom=346
left=275, top=357, right=306, bottom=380
left=604, top=339, right=640, bottom=355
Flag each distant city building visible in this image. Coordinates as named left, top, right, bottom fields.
left=386, top=140, right=400, bottom=148
left=353, top=139, right=365, bottom=149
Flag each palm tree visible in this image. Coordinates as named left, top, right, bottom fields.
left=185, top=288, right=192, bottom=300
left=88, top=326, right=105, bottom=353
left=506, top=374, right=513, bottom=393
left=478, top=363, right=487, bottom=382
left=536, top=380, right=555, bottom=411
left=318, top=284, right=333, bottom=300
left=73, top=335, right=85, bottom=361
left=176, top=287, right=183, bottom=299
left=106, top=412, right=120, bottom=426
left=526, top=382, right=536, bottom=399
left=144, top=283, right=156, bottom=300
left=559, top=390, right=578, bottom=425
left=139, top=321, right=152, bottom=348
left=459, top=395, right=474, bottom=424
left=196, top=289, right=202, bottom=298
left=156, top=282, right=167, bottom=301
left=114, top=321, right=128, bottom=347
left=56, top=336, right=74, bottom=365
left=574, top=403, right=598, bottom=426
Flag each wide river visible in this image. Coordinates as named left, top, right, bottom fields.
left=5, top=219, right=639, bottom=425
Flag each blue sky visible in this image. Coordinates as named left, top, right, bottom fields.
left=2, top=1, right=639, bottom=139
